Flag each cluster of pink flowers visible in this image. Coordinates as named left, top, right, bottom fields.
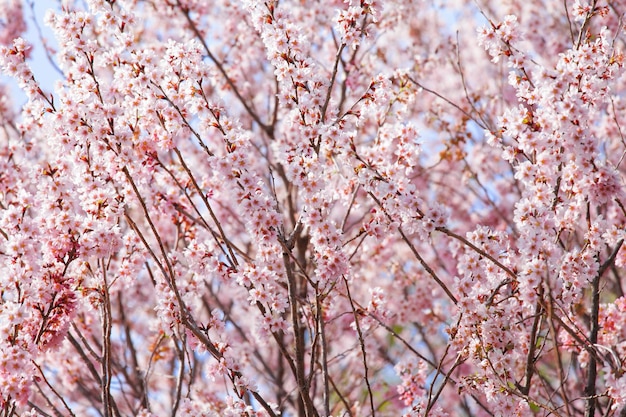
left=1, top=0, right=626, bottom=415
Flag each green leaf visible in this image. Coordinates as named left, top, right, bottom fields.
left=529, top=401, right=540, bottom=413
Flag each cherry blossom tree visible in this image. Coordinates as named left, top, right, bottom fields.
left=2, top=0, right=626, bottom=415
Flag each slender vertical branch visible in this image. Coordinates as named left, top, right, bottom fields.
left=321, top=43, right=346, bottom=123
left=100, top=261, right=114, bottom=417
left=519, top=302, right=543, bottom=396
left=342, top=276, right=376, bottom=417
left=585, top=239, right=624, bottom=417
left=280, top=234, right=318, bottom=417
left=315, top=287, right=331, bottom=417
left=171, top=335, right=186, bottom=417
left=584, top=269, right=600, bottom=417
left=117, top=296, right=150, bottom=411
left=575, top=0, right=599, bottom=49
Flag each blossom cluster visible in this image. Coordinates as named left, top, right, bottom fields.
left=1, top=0, right=626, bottom=416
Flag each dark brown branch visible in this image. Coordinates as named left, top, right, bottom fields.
left=342, top=276, right=376, bottom=417
left=585, top=239, right=624, bottom=417
left=279, top=232, right=318, bottom=417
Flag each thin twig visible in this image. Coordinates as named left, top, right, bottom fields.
left=321, top=43, right=346, bottom=123
left=315, top=287, right=331, bottom=417
left=100, top=260, right=115, bottom=417
left=31, top=362, right=76, bottom=417
left=176, top=1, right=273, bottom=136
left=585, top=239, right=624, bottom=417
left=342, top=276, right=376, bottom=417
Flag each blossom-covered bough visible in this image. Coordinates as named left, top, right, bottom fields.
left=1, top=0, right=626, bottom=415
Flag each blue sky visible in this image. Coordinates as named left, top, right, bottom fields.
left=2, top=2, right=60, bottom=106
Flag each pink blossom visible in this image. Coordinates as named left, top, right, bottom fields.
left=2, top=0, right=626, bottom=415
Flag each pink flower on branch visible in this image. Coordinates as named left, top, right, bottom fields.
left=1, top=0, right=626, bottom=416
